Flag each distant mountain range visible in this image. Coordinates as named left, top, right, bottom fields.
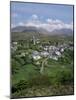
left=11, top=26, right=73, bottom=35
left=51, top=28, right=73, bottom=36
left=11, top=26, right=49, bottom=34
left=11, top=26, right=73, bottom=41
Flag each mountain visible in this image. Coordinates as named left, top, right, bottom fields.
left=11, top=26, right=44, bottom=41
left=12, top=26, right=38, bottom=33
left=11, top=26, right=73, bottom=35
left=11, top=26, right=73, bottom=41
left=11, top=26, right=49, bottom=34
left=51, top=28, right=73, bottom=36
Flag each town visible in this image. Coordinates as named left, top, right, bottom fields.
left=11, top=34, right=74, bottom=97
left=11, top=36, right=73, bottom=74
left=11, top=36, right=73, bottom=61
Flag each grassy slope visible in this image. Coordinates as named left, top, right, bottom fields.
left=11, top=34, right=74, bottom=98
left=11, top=60, right=74, bottom=98
left=12, top=64, right=39, bottom=84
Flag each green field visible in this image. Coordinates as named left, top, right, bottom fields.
left=11, top=59, right=74, bottom=98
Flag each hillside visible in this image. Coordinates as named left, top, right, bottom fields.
left=11, top=26, right=73, bottom=41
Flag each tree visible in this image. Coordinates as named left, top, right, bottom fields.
left=11, top=59, right=20, bottom=75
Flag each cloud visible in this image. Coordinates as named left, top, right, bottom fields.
left=18, top=22, right=25, bottom=26
left=46, top=19, right=63, bottom=24
left=12, top=14, right=73, bottom=32
left=11, top=23, right=16, bottom=28
left=31, top=14, right=38, bottom=20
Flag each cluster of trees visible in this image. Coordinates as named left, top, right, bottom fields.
left=58, top=48, right=73, bottom=64
left=11, top=55, right=33, bottom=75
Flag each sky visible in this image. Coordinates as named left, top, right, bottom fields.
left=11, top=2, right=73, bottom=32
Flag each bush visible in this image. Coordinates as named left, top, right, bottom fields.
left=54, top=70, right=74, bottom=85
left=29, top=75, right=52, bottom=86
left=12, top=80, right=29, bottom=93
left=11, top=59, right=21, bottom=75
left=58, top=48, right=73, bottom=64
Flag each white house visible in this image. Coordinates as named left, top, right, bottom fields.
left=49, top=55, right=58, bottom=60
left=13, top=42, right=18, bottom=45
left=32, top=51, right=41, bottom=60
left=44, top=47, right=48, bottom=51
left=49, top=46, right=56, bottom=50
left=55, top=51, right=61, bottom=57
left=43, top=46, right=49, bottom=51
left=11, top=46, right=17, bottom=51
left=52, top=56, right=58, bottom=60
left=41, top=51, right=49, bottom=57
left=60, top=48, right=64, bottom=53
left=35, top=61, right=40, bottom=65
left=32, top=55, right=41, bottom=60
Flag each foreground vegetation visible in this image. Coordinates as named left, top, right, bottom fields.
left=11, top=35, right=74, bottom=98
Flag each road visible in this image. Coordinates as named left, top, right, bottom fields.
left=40, top=57, right=49, bottom=74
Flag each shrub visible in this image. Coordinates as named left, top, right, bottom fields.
left=54, top=70, right=74, bottom=85
left=12, top=80, right=29, bottom=93
left=29, top=75, right=52, bottom=86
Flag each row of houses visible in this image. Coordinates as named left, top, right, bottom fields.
left=34, top=41, right=74, bottom=61
left=11, top=40, right=73, bottom=61
left=31, top=45, right=65, bottom=61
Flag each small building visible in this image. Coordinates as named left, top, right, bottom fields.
left=11, top=46, right=17, bottom=52
left=49, top=55, right=58, bottom=60
left=49, top=46, right=56, bottom=50
left=49, top=45, right=58, bottom=53
left=52, top=56, right=58, bottom=60
left=36, top=39, right=40, bottom=44
left=60, top=48, right=64, bottom=53
left=41, top=51, right=49, bottom=57
left=43, top=47, right=48, bottom=51
left=32, top=51, right=41, bottom=60
left=13, top=42, right=18, bottom=45
left=32, top=55, right=41, bottom=60
left=35, top=61, right=40, bottom=65
left=55, top=50, right=61, bottom=57
left=32, top=51, right=39, bottom=55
